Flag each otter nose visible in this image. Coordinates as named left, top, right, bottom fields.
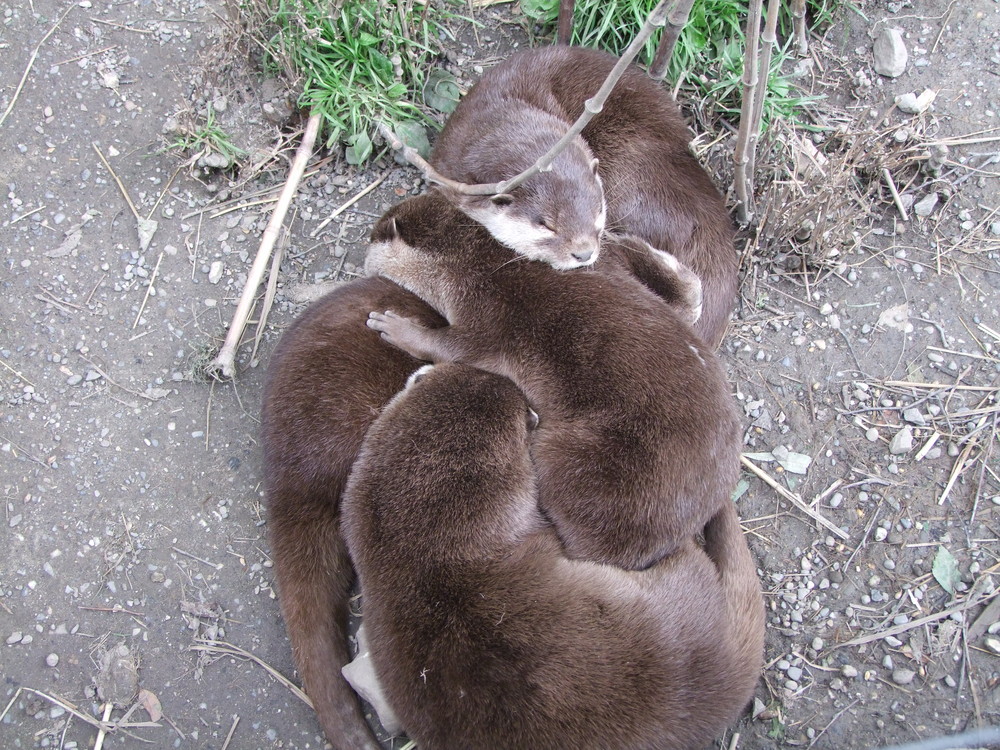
left=571, top=247, right=594, bottom=264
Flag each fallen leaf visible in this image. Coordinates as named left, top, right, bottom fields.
left=45, top=230, right=82, bottom=258
left=932, top=545, right=961, bottom=595
left=137, top=688, right=163, bottom=722
left=137, top=217, right=158, bottom=252
left=772, top=445, right=812, bottom=475
left=877, top=302, right=913, bottom=333
left=423, top=68, right=461, bottom=114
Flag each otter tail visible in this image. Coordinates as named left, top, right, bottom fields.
left=269, top=503, right=381, bottom=750
left=703, top=501, right=766, bottom=706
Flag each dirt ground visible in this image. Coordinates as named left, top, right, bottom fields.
left=2, top=0, right=999, bottom=748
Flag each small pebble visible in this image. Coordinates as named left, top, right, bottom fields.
left=46, top=653, right=59, bottom=667
left=787, top=666, right=803, bottom=681
left=889, top=426, right=914, bottom=455
left=842, top=664, right=858, bottom=678
left=866, top=427, right=880, bottom=442
left=892, top=668, right=916, bottom=685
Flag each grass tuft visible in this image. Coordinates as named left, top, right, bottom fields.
left=524, top=0, right=840, bottom=127
left=167, top=104, right=247, bottom=167
left=235, top=0, right=450, bottom=161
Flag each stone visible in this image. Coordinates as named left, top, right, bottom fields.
left=913, top=192, right=939, bottom=217
left=896, top=89, right=936, bottom=114
left=892, top=668, right=916, bottom=685
left=889, top=426, right=914, bottom=455
left=874, top=28, right=907, bottom=77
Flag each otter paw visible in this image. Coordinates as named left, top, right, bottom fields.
left=367, top=310, right=431, bottom=359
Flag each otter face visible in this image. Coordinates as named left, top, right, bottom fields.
left=447, top=160, right=606, bottom=271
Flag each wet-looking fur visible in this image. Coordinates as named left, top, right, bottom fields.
left=366, top=190, right=740, bottom=570
left=342, top=362, right=764, bottom=750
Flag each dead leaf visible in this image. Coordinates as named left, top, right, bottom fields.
left=45, top=230, right=82, bottom=258
left=877, top=303, right=913, bottom=333
left=137, top=688, right=163, bottom=722
left=137, top=217, right=158, bottom=252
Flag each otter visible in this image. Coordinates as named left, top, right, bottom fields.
left=342, top=362, right=764, bottom=750
left=430, top=45, right=737, bottom=347
left=260, top=276, right=444, bottom=749
left=365, top=190, right=741, bottom=571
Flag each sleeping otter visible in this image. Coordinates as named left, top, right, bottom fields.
left=260, top=276, right=443, bottom=749
left=365, top=190, right=740, bottom=571
left=430, top=45, right=737, bottom=347
left=342, top=362, right=764, bottom=750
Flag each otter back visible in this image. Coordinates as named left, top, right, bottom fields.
left=343, top=362, right=763, bottom=750
left=366, top=191, right=740, bottom=570
left=261, top=276, right=444, bottom=749
left=431, top=45, right=737, bottom=347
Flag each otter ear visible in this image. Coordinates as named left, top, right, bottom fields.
left=406, top=363, right=435, bottom=389
left=590, top=157, right=600, bottom=175
left=371, top=214, right=400, bottom=242
left=526, top=407, right=539, bottom=431
left=490, top=193, right=514, bottom=207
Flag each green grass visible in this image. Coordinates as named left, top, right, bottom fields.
left=167, top=104, right=246, bottom=167
left=238, top=0, right=451, bottom=163
left=524, top=0, right=840, bottom=127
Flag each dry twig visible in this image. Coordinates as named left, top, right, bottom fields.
left=0, top=6, right=74, bottom=128
left=741, top=455, right=849, bottom=540
left=208, top=112, right=321, bottom=379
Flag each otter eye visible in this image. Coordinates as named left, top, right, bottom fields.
left=535, top=217, right=556, bottom=232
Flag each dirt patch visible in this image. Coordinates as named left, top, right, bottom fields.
left=1, top=0, right=998, bottom=748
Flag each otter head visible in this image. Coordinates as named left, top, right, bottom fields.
left=439, top=157, right=606, bottom=271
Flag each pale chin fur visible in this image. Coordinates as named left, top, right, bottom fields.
left=464, top=205, right=600, bottom=270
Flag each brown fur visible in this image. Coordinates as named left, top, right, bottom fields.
left=342, top=362, right=764, bottom=750
left=260, top=276, right=444, bottom=749
left=365, top=191, right=741, bottom=570
left=431, top=46, right=737, bottom=347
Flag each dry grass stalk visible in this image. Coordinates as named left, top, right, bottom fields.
left=191, top=638, right=313, bottom=707
left=208, top=112, right=322, bottom=380
left=834, top=579, right=999, bottom=649
left=740, top=454, right=849, bottom=540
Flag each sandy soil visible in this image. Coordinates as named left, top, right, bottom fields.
left=1, top=0, right=998, bottom=748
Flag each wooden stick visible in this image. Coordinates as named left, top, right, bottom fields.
left=556, top=0, right=574, bottom=45
left=0, top=5, right=74, bottom=128
left=740, top=455, right=849, bottom=540
left=648, top=0, right=696, bottom=81
left=734, top=0, right=763, bottom=224
left=208, top=112, right=321, bottom=380
left=383, top=0, right=675, bottom=197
